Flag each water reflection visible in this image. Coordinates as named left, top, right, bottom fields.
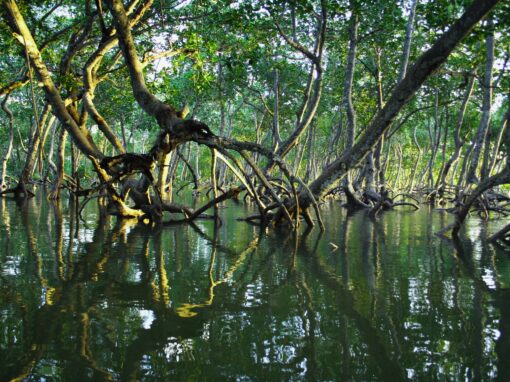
left=0, top=195, right=509, bottom=381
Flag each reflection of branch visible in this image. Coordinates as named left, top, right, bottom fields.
left=306, top=247, right=407, bottom=381
left=155, top=230, right=170, bottom=306
left=51, top=200, right=66, bottom=281
left=79, top=312, right=115, bottom=380
left=175, top=238, right=259, bottom=318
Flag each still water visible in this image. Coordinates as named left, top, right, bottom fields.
left=0, top=192, right=509, bottom=381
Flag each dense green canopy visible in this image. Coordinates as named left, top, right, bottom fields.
left=0, top=0, right=508, bottom=237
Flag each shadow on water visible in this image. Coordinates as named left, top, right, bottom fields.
left=0, top=193, right=509, bottom=380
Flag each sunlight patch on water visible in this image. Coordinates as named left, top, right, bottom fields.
left=139, top=309, right=155, bottom=329
left=482, top=268, right=497, bottom=290
left=408, top=277, right=430, bottom=313
left=163, top=337, right=195, bottom=362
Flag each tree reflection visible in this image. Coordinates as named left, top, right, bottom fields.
left=0, top=197, right=509, bottom=380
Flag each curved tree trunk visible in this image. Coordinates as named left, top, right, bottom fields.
left=407, top=124, right=422, bottom=193
left=44, top=120, right=58, bottom=182
left=486, top=116, right=508, bottom=178
left=48, top=127, right=68, bottom=200
left=266, top=0, right=327, bottom=168
left=341, top=12, right=366, bottom=208
left=438, top=74, right=475, bottom=193
left=466, top=18, right=494, bottom=184
left=398, top=0, right=418, bottom=82
left=272, top=68, right=282, bottom=152
left=3, top=0, right=103, bottom=159
left=1, top=102, right=54, bottom=197
left=298, top=0, right=500, bottom=210
left=0, top=94, right=14, bottom=190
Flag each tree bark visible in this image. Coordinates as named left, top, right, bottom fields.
left=0, top=94, right=14, bottom=189
left=398, top=0, right=418, bottom=82
left=105, top=0, right=179, bottom=132
left=272, top=68, right=282, bottom=152
left=19, top=103, right=52, bottom=185
left=466, top=18, right=494, bottom=184
left=2, top=0, right=103, bottom=159
left=268, top=0, right=326, bottom=166
left=439, top=74, right=475, bottom=192
left=48, top=127, right=68, bottom=200
left=487, top=117, right=508, bottom=177
left=301, top=0, right=500, bottom=208
left=343, top=13, right=358, bottom=152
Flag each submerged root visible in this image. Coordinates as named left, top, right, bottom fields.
left=0, top=181, right=35, bottom=198
left=488, top=223, right=510, bottom=246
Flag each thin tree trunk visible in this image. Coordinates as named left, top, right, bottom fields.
left=392, top=144, right=402, bottom=190
left=37, top=114, right=57, bottom=179
left=398, top=0, right=418, bottom=82
left=20, top=103, right=52, bottom=185
left=45, top=119, right=58, bottom=182
left=341, top=12, right=360, bottom=203
left=487, top=117, right=508, bottom=177
left=426, top=91, right=441, bottom=191
left=301, top=0, right=499, bottom=208
left=467, top=18, right=494, bottom=184
left=0, top=94, right=14, bottom=189
left=304, top=123, right=316, bottom=183
left=344, top=13, right=358, bottom=153
left=268, top=0, right=326, bottom=167
left=364, top=152, right=375, bottom=193
left=439, top=75, right=475, bottom=192
left=326, top=113, right=342, bottom=164
left=48, top=127, right=67, bottom=199
left=373, top=46, right=386, bottom=193
left=3, top=0, right=102, bottom=158
left=272, top=68, right=282, bottom=152
left=407, top=124, right=422, bottom=193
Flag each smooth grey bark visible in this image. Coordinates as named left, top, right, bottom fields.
left=45, top=119, right=58, bottom=181
left=301, top=0, right=501, bottom=207
left=0, top=94, right=14, bottom=188
left=481, top=117, right=493, bottom=180
left=407, top=124, right=422, bottom=192
left=398, top=0, right=418, bottom=82
left=373, top=46, right=386, bottom=191
left=326, top=114, right=342, bottom=164
left=341, top=12, right=365, bottom=207
left=364, top=152, right=376, bottom=196
left=426, top=91, right=441, bottom=190
left=344, top=13, right=358, bottom=152
left=392, top=144, right=402, bottom=190
left=457, top=144, right=474, bottom=190
left=304, top=123, right=317, bottom=183
left=48, top=126, right=67, bottom=199
left=438, top=74, right=475, bottom=191
left=19, top=103, right=52, bottom=184
left=466, top=18, right=494, bottom=184
left=372, top=0, right=415, bottom=193
left=272, top=69, right=282, bottom=152
left=487, top=117, right=508, bottom=177
left=269, top=0, right=327, bottom=165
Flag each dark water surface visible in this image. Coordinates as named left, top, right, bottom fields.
left=1, top=192, right=510, bottom=381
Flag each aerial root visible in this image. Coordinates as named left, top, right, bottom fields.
left=488, top=223, right=510, bottom=245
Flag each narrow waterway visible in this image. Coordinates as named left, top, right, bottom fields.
left=1, top=192, right=509, bottom=381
